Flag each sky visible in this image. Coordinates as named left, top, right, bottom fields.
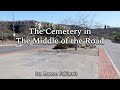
left=0, top=11, right=120, bottom=27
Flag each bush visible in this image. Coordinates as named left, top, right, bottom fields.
left=53, top=43, right=75, bottom=49
left=66, top=44, right=75, bottom=48
left=53, top=44, right=68, bottom=49
left=0, top=30, right=14, bottom=41
left=111, top=33, right=120, bottom=43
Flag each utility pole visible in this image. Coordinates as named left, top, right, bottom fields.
left=12, top=11, right=15, bottom=44
left=75, top=26, right=77, bottom=51
left=1, top=23, right=4, bottom=43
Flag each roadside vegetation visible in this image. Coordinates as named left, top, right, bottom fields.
left=0, top=30, right=14, bottom=41
left=0, top=17, right=120, bottom=48
left=111, top=32, right=120, bottom=43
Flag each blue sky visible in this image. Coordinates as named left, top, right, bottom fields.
left=0, top=11, right=120, bottom=27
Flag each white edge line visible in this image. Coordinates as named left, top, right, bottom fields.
left=104, top=48, right=120, bottom=77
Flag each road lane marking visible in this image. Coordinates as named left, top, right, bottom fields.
left=104, top=48, right=120, bottom=77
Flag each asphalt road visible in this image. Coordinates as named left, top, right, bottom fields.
left=102, top=40, right=120, bottom=71
left=1, top=40, right=120, bottom=74
left=0, top=45, right=54, bottom=54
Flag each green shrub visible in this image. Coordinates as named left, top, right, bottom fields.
left=53, top=43, right=75, bottom=49
left=53, top=44, right=68, bottom=49
left=111, top=33, right=120, bottom=43
left=0, top=30, right=14, bottom=41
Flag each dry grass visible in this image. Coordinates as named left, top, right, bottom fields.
left=0, top=40, right=14, bottom=45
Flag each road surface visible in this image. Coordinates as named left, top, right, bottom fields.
left=0, top=45, right=54, bottom=54
left=102, top=40, right=120, bottom=72
left=0, top=46, right=98, bottom=79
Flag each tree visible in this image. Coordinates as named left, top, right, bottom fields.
left=18, top=25, right=34, bottom=39
left=0, top=30, right=14, bottom=41
left=112, top=33, right=120, bottom=43
left=60, top=12, right=97, bottom=50
left=0, top=22, right=9, bottom=43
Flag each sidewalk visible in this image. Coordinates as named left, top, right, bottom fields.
left=98, top=48, right=119, bottom=79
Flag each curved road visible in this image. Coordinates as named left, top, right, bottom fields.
left=102, top=40, right=120, bottom=72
